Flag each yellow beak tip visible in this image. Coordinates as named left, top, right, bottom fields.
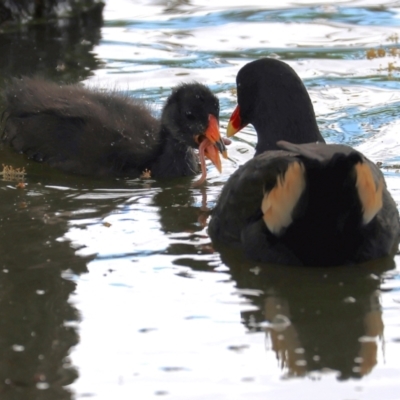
left=226, top=123, right=238, bottom=138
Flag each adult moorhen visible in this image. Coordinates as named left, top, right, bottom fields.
left=209, top=58, right=400, bottom=266
left=2, top=78, right=227, bottom=185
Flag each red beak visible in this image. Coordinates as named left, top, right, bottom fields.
left=227, top=105, right=247, bottom=137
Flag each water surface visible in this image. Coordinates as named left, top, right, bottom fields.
left=0, top=1, right=400, bottom=399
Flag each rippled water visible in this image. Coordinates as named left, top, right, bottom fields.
left=1, top=1, right=400, bottom=399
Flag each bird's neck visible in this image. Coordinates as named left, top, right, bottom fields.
left=151, top=131, right=198, bottom=178
left=252, top=98, right=324, bottom=156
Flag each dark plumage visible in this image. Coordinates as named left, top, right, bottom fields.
left=2, top=78, right=225, bottom=181
left=227, top=57, right=325, bottom=154
left=209, top=58, right=400, bottom=266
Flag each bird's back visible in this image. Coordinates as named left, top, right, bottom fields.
left=2, top=78, right=161, bottom=177
left=209, top=142, right=400, bottom=266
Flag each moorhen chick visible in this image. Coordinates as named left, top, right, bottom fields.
left=2, top=78, right=227, bottom=184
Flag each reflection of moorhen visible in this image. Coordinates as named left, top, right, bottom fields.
left=2, top=79, right=226, bottom=184
left=209, top=58, right=400, bottom=266
left=221, top=248, right=394, bottom=380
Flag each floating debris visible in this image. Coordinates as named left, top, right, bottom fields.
left=366, top=33, right=400, bottom=78
left=140, top=168, right=152, bottom=179
left=366, top=48, right=386, bottom=59
left=0, top=164, right=26, bottom=182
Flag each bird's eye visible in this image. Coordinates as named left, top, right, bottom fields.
left=195, top=94, right=204, bottom=100
left=185, top=110, right=196, bottom=120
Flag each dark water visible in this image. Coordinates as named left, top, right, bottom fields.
left=0, top=1, right=399, bottom=399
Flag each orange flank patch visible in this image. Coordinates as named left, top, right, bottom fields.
left=261, top=161, right=306, bottom=236
left=355, top=162, right=383, bottom=224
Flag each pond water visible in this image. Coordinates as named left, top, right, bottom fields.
left=0, top=0, right=400, bottom=399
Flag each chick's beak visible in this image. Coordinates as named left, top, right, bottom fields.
left=227, top=105, right=246, bottom=137
left=203, top=114, right=228, bottom=159
left=204, top=142, right=222, bottom=173
left=194, top=114, right=228, bottom=174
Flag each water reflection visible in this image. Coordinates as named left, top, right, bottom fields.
left=153, top=182, right=218, bottom=271
left=220, top=247, right=393, bottom=380
left=0, top=181, right=94, bottom=399
left=0, top=1, right=104, bottom=25
left=0, top=4, right=113, bottom=397
left=0, top=0, right=399, bottom=397
left=0, top=3, right=103, bottom=85
left=153, top=184, right=391, bottom=380
left=140, top=181, right=393, bottom=382
left=154, top=182, right=210, bottom=234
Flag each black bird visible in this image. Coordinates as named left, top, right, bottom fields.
left=209, top=58, right=400, bottom=266
left=226, top=57, right=325, bottom=153
left=2, top=78, right=227, bottom=184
